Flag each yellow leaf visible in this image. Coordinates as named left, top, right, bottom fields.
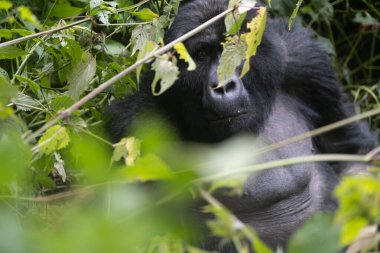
left=240, top=6, right=266, bottom=77
left=174, top=42, right=196, bottom=71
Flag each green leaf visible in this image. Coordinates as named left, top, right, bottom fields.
left=131, top=8, right=159, bottom=21
left=0, top=29, right=12, bottom=39
left=50, top=95, right=75, bottom=113
left=216, top=36, right=246, bottom=87
left=151, top=54, right=179, bottom=96
left=12, top=94, right=41, bottom=111
left=136, top=40, right=159, bottom=82
left=174, top=42, right=196, bottom=71
left=15, top=75, right=40, bottom=95
left=240, top=6, right=266, bottom=77
left=0, top=46, right=27, bottom=59
left=0, top=1, right=12, bottom=10
left=104, top=39, right=126, bottom=56
left=0, top=73, right=17, bottom=104
left=131, top=24, right=161, bottom=55
left=50, top=2, right=82, bottom=18
left=288, top=0, right=303, bottom=30
left=117, top=153, right=172, bottom=182
left=67, top=52, right=96, bottom=100
left=288, top=214, right=340, bottom=253
left=38, top=125, right=70, bottom=155
left=10, top=29, right=32, bottom=37
left=17, top=6, right=40, bottom=27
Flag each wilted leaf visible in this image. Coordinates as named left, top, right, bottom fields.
left=238, top=0, right=257, bottom=14
left=151, top=54, right=179, bottom=95
left=217, top=36, right=246, bottom=87
left=53, top=152, right=66, bottom=182
left=38, top=125, right=70, bottom=155
left=112, top=137, right=141, bottom=166
left=0, top=46, right=27, bottom=59
left=240, top=6, right=266, bottom=77
left=131, top=8, right=159, bottom=21
left=67, top=52, right=96, bottom=100
left=174, top=42, right=196, bottom=71
left=97, top=10, right=111, bottom=25
left=131, top=24, right=161, bottom=55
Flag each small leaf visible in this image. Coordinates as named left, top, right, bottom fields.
left=38, top=125, right=70, bottom=155
left=10, top=29, right=32, bottom=36
left=0, top=46, right=27, bottom=59
left=131, top=8, right=159, bottom=21
left=53, top=152, right=66, bottom=182
left=0, top=1, right=12, bottom=10
left=136, top=40, right=159, bottom=82
left=67, top=52, right=96, bottom=100
left=12, top=94, right=41, bottom=111
left=174, top=42, right=196, bottom=71
left=240, top=6, right=266, bottom=77
left=97, top=10, right=111, bottom=25
left=151, top=54, right=179, bottom=96
left=288, top=0, right=303, bottom=30
left=112, top=137, right=141, bottom=166
left=238, top=0, right=257, bottom=14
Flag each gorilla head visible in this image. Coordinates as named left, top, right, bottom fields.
left=106, top=0, right=374, bottom=251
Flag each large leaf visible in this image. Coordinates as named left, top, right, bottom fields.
left=67, top=52, right=96, bottom=101
left=216, top=36, right=246, bottom=87
left=0, top=46, right=27, bottom=59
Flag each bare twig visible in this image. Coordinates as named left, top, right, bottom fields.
left=0, top=17, right=91, bottom=49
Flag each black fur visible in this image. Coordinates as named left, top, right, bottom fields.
left=105, top=0, right=375, bottom=251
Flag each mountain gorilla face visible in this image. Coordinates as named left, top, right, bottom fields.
left=160, top=0, right=285, bottom=142
left=106, top=0, right=375, bottom=251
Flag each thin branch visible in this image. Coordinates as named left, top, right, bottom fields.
left=254, top=107, right=380, bottom=156
left=25, top=6, right=236, bottom=143
left=195, top=153, right=372, bottom=183
left=0, top=17, right=91, bottom=49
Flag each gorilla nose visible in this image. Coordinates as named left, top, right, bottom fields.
left=207, top=75, right=244, bottom=101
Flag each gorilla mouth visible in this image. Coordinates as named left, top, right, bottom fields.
left=209, top=111, right=248, bottom=122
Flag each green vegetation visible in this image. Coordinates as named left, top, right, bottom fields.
left=0, top=0, right=379, bottom=252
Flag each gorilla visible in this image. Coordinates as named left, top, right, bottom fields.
left=106, top=0, right=375, bottom=251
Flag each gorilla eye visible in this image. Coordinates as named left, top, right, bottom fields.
left=194, top=48, right=208, bottom=61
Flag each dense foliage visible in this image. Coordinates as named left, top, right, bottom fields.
left=0, top=0, right=379, bottom=252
